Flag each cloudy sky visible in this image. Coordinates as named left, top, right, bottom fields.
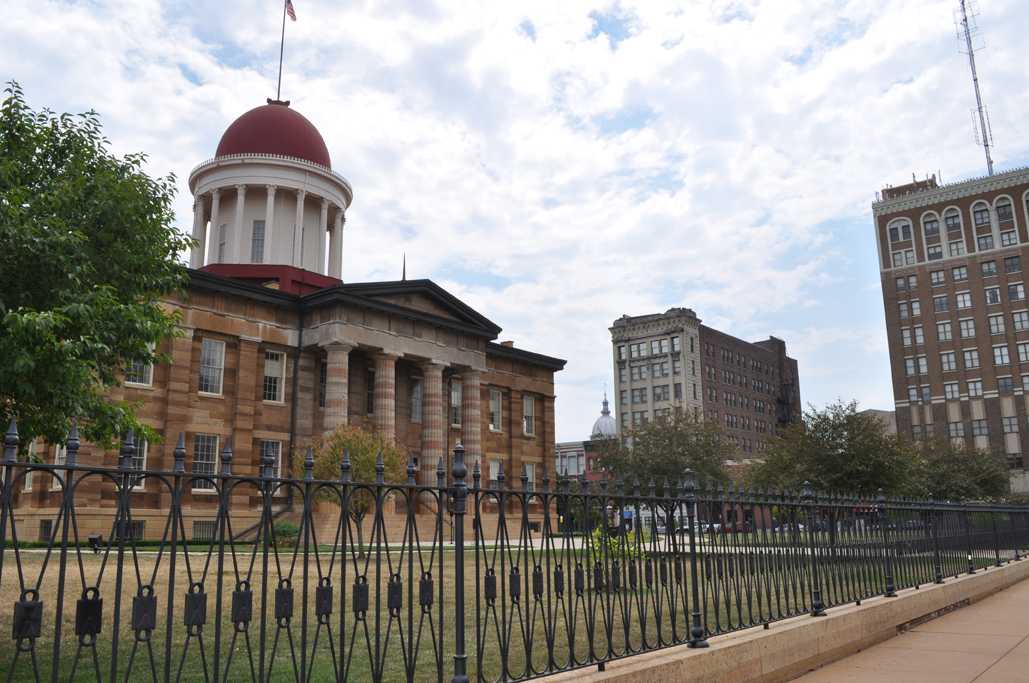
left=5, top=0, right=1029, bottom=441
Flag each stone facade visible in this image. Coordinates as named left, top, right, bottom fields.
left=12, top=270, right=565, bottom=541
left=873, top=167, right=1029, bottom=491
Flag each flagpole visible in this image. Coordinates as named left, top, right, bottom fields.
left=276, top=0, right=287, bottom=101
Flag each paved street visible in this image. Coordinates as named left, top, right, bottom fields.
left=793, top=577, right=1029, bottom=682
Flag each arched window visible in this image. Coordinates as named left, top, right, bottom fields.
left=921, top=212, right=940, bottom=239
left=972, top=201, right=991, bottom=227
left=997, top=197, right=1014, bottom=223
left=944, top=208, right=961, bottom=235
left=887, top=219, right=912, bottom=243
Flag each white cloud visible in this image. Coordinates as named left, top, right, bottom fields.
left=3, top=0, right=1028, bottom=440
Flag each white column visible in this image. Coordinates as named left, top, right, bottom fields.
left=318, top=199, right=330, bottom=275
left=329, top=209, right=344, bottom=278
left=234, top=184, right=247, bottom=262
left=263, top=185, right=276, bottom=265
left=189, top=194, right=206, bottom=268
left=209, top=189, right=221, bottom=262
left=293, top=189, right=306, bottom=267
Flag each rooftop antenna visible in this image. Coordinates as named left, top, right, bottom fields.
left=402, top=253, right=406, bottom=281
left=956, top=0, right=994, bottom=175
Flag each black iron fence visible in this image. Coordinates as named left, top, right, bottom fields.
left=2, top=421, right=1028, bottom=682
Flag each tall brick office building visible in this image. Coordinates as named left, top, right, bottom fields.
left=874, top=167, right=1029, bottom=491
left=609, top=308, right=801, bottom=459
left=12, top=100, right=565, bottom=539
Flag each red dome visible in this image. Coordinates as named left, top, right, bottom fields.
left=215, top=102, right=331, bottom=168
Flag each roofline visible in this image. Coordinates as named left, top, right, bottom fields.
left=333, top=279, right=503, bottom=335
left=187, top=268, right=298, bottom=306
left=872, top=165, right=1029, bottom=216
left=487, top=341, right=567, bottom=371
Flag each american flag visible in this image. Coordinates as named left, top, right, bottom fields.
left=285, top=0, right=296, bottom=21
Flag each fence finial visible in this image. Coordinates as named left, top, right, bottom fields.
left=472, top=459, right=481, bottom=489
left=304, top=446, right=314, bottom=481
left=542, top=462, right=550, bottom=492
left=521, top=463, right=529, bottom=492
left=497, top=459, right=506, bottom=489
left=800, top=480, right=814, bottom=502
left=375, top=448, right=385, bottom=484
left=683, top=469, right=696, bottom=501
left=436, top=454, right=446, bottom=488
left=3, top=419, right=18, bottom=463
left=221, top=440, right=233, bottom=476
left=341, top=448, right=351, bottom=483
left=66, top=421, right=80, bottom=466
left=261, top=440, right=275, bottom=480
left=407, top=455, right=417, bottom=485
left=173, top=433, right=186, bottom=474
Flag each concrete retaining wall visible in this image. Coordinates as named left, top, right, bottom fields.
left=542, top=557, right=1029, bottom=683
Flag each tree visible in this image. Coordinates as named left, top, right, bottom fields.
left=595, top=412, right=732, bottom=492
left=748, top=401, right=922, bottom=497
left=916, top=438, right=1008, bottom=502
left=303, top=425, right=407, bottom=552
left=0, top=82, right=192, bottom=449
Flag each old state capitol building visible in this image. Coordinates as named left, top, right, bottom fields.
left=13, top=99, right=565, bottom=540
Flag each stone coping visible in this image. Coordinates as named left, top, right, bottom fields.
left=541, top=557, right=1029, bottom=683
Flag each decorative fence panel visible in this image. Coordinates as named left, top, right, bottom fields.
left=1, top=422, right=1027, bottom=682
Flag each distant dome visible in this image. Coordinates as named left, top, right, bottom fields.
left=215, top=101, right=331, bottom=168
left=591, top=395, right=617, bottom=439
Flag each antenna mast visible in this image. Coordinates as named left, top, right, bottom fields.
left=957, top=0, right=994, bottom=175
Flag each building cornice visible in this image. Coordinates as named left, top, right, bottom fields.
left=188, top=153, right=353, bottom=203
left=486, top=341, right=567, bottom=371
left=872, top=166, right=1029, bottom=217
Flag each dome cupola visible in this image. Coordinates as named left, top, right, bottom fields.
left=215, top=101, right=331, bottom=168
left=591, top=394, right=617, bottom=439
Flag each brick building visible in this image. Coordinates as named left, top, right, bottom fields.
left=610, top=308, right=801, bottom=458
left=873, top=167, right=1029, bottom=491
left=12, top=100, right=565, bottom=540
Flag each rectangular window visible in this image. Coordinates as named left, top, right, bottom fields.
left=927, top=245, right=943, bottom=260
left=981, top=260, right=997, bottom=276
left=974, top=206, right=991, bottom=226
left=631, top=388, right=648, bottom=404
left=489, top=389, right=502, bottom=431
left=1001, top=231, right=1018, bottom=247
left=125, top=345, right=154, bottom=386
left=978, top=235, right=995, bottom=251
left=217, top=224, right=227, bottom=261
left=523, top=462, right=536, bottom=492
left=366, top=369, right=375, bottom=414
left=192, top=434, right=218, bottom=491
left=971, top=419, right=988, bottom=436
left=251, top=219, right=265, bottom=263
left=318, top=360, right=327, bottom=408
left=913, top=325, right=924, bottom=344
left=199, top=339, right=225, bottom=395
left=989, top=315, right=1005, bottom=335
left=945, top=212, right=961, bottom=232
left=918, top=356, right=928, bottom=374
left=1006, top=256, right=1022, bottom=273
left=986, top=287, right=1001, bottom=305
left=1009, top=283, right=1025, bottom=301
left=964, top=350, right=981, bottom=369
left=130, top=439, right=148, bottom=489
left=1003, top=416, right=1019, bottom=434
left=959, top=319, right=976, bottom=339
left=940, top=352, right=956, bottom=372
left=902, top=328, right=912, bottom=346
left=949, top=241, right=965, bottom=257
left=49, top=444, right=67, bottom=490
left=999, top=376, right=1014, bottom=394
left=522, top=395, right=536, bottom=436
left=908, top=386, right=919, bottom=402
left=1015, top=312, right=1029, bottom=331
left=948, top=422, right=965, bottom=438
left=619, top=389, right=628, bottom=406
left=672, top=358, right=682, bottom=375
left=956, top=292, right=972, bottom=309
left=411, top=377, right=424, bottom=423
left=952, top=265, right=968, bottom=281
left=653, top=385, right=670, bottom=402
left=651, top=340, right=660, bottom=355
left=944, top=382, right=960, bottom=399
left=619, top=367, right=628, bottom=382
left=899, top=302, right=910, bottom=320
left=261, top=440, right=282, bottom=478
left=994, top=346, right=1010, bottom=366
left=674, top=383, right=682, bottom=400
left=263, top=350, right=285, bottom=402
left=671, top=336, right=681, bottom=352
left=450, top=380, right=462, bottom=427
left=488, top=459, right=501, bottom=488
left=1019, top=343, right=1029, bottom=363
left=895, top=276, right=908, bottom=292
left=968, top=379, right=983, bottom=397
left=921, top=385, right=931, bottom=403
left=934, top=296, right=949, bottom=312
left=911, top=300, right=921, bottom=316
left=937, top=321, right=952, bottom=341
left=930, top=270, right=945, bottom=286
left=924, top=218, right=940, bottom=237
left=617, top=346, right=626, bottom=361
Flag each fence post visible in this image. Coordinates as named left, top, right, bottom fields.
left=163, top=434, right=186, bottom=683
left=877, top=489, right=896, bottom=598
left=109, top=431, right=136, bottom=681
left=0, top=420, right=17, bottom=605
left=929, top=499, right=944, bottom=584
left=683, top=469, right=708, bottom=648
left=990, top=511, right=1002, bottom=567
left=50, top=423, right=79, bottom=681
left=1011, top=511, right=1021, bottom=562
left=963, top=510, right=975, bottom=575
left=451, top=443, right=469, bottom=683
left=801, top=482, right=826, bottom=616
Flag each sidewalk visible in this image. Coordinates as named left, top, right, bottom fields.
left=792, top=575, right=1029, bottom=682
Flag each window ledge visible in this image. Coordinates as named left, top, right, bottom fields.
left=262, top=400, right=287, bottom=406
left=198, top=392, right=224, bottom=399
left=190, top=488, right=219, bottom=495
left=125, top=382, right=154, bottom=390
